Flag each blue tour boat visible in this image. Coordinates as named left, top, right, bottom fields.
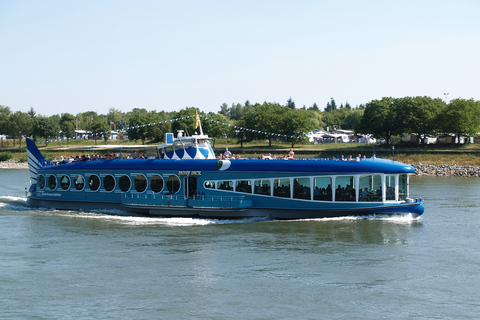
left=25, top=127, right=424, bottom=219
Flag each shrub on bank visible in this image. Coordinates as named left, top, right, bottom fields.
left=0, top=152, right=13, bottom=162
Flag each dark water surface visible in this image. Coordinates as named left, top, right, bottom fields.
left=1, top=169, right=479, bottom=319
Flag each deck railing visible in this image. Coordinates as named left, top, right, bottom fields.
left=121, top=193, right=252, bottom=209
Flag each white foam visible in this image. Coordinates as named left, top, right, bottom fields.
left=297, top=213, right=420, bottom=224
left=28, top=208, right=270, bottom=226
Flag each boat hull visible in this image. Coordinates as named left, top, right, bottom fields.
left=28, top=195, right=424, bottom=220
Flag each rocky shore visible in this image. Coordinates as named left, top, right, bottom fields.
left=412, top=164, right=480, bottom=177
left=1, top=159, right=480, bottom=177
left=0, top=159, right=28, bottom=169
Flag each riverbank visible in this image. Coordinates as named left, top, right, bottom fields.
left=0, top=159, right=28, bottom=169
left=3, top=158, right=480, bottom=177
left=412, top=164, right=480, bottom=177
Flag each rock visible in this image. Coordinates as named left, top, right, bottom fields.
left=0, top=159, right=29, bottom=169
left=412, top=164, right=480, bottom=177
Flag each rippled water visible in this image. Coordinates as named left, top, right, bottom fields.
left=1, top=169, right=479, bottom=319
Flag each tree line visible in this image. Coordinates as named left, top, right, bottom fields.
left=1, top=96, right=479, bottom=148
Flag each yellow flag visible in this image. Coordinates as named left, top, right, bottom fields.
left=195, top=111, right=200, bottom=128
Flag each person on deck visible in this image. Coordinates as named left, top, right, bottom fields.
left=224, top=147, right=231, bottom=158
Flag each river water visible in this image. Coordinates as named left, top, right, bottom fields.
left=1, top=169, right=479, bottom=319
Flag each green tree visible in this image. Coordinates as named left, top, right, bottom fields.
left=243, top=102, right=285, bottom=147
left=107, top=108, right=126, bottom=131
left=60, top=113, right=76, bottom=144
left=282, top=109, right=314, bottom=147
left=308, top=103, right=319, bottom=111
left=91, top=118, right=110, bottom=145
left=219, top=103, right=229, bottom=118
left=441, top=98, right=480, bottom=144
left=0, top=106, right=12, bottom=146
left=358, top=97, right=399, bottom=145
left=8, top=111, right=32, bottom=147
left=305, top=110, right=325, bottom=130
left=397, top=96, right=444, bottom=146
left=342, top=109, right=364, bottom=132
left=321, top=112, right=341, bottom=131
left=126, top=108, right=150, bottom=144
left=287, top=97, right=296, bottom=110
left=33, top=116, right=59, bottom=146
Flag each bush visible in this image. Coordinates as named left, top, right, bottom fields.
left=0, top=152, right=13, bottom=162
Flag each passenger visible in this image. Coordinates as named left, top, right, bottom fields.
left=288, top=149, right=294, bottom=159
left=224, top=147, right=231, bottom=158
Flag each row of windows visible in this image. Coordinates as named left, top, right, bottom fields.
left=37, top=174, right=181, bottom=194
left=204, top=174, right=408, bottom=202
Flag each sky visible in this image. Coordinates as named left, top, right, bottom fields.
left=1, top=0, right=479, bottom=116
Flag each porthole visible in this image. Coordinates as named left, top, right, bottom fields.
left=103, top=175, right=115, bottom=192
left=88, top=175, right=100, bottom=191
left=150, top=175, right=164, bottom=193
left=48, top=175, right=57, bottom=190
left=60, top=175, right=70, bottom=190
left=74, top=175, right=85, bottom=191
left=38, top=175, right=45, bottom=189
left=166, top=175, right=180, bottom=194
left=119, top=175, right=131, bottom=192
left=204, top=181, right=215, bottom=189
left=134, top=174, right=147, bottom=192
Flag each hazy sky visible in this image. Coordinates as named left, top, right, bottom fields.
left=1, top=0, right=479, bottom=116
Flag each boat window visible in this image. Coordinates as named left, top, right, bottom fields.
left=38, top=175, right=45, bottom=190
left=359, top=175, right=382, bottom=202
left=150, top=175, right=164, bottom=193
left=181, top=138, right=195, bottom=149
left=386, top=175, right=396, bottom=200
left=119, top=175, right=131, bottom=192
left=217, top=180, right=233, bottom=191
left=273, top=178, right=290, bottom=198
left=173, top=140, right=183, bottom=150
left=134, top=174, right=147, bottom=193
left=314, top=177, right=332, bottom=201
left=73, top=175, right=85, bottom=191
left=103, top=175, right=115, bottom=192
left=399, top=174, right=408, bottom=201
left=254, top=179, right=271, bottom=196
left=204, top=181, right=215, bottom=189
left=335, top=176, right=355, bottom=201
left=48, top=175, right=57, bottom=190
left=235, top=180, right=252, bottom=193
left=293, top=177, right=310, bottom=200
left=60, top=175, right=70, bottom=190
left=166, top=175, right=181, bottom=194
left=88, top=175, right=100, bottom=191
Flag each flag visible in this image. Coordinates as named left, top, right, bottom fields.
left=195, top=111, right=200, bottom=128
left=110, top=121, right=114, bottom=125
